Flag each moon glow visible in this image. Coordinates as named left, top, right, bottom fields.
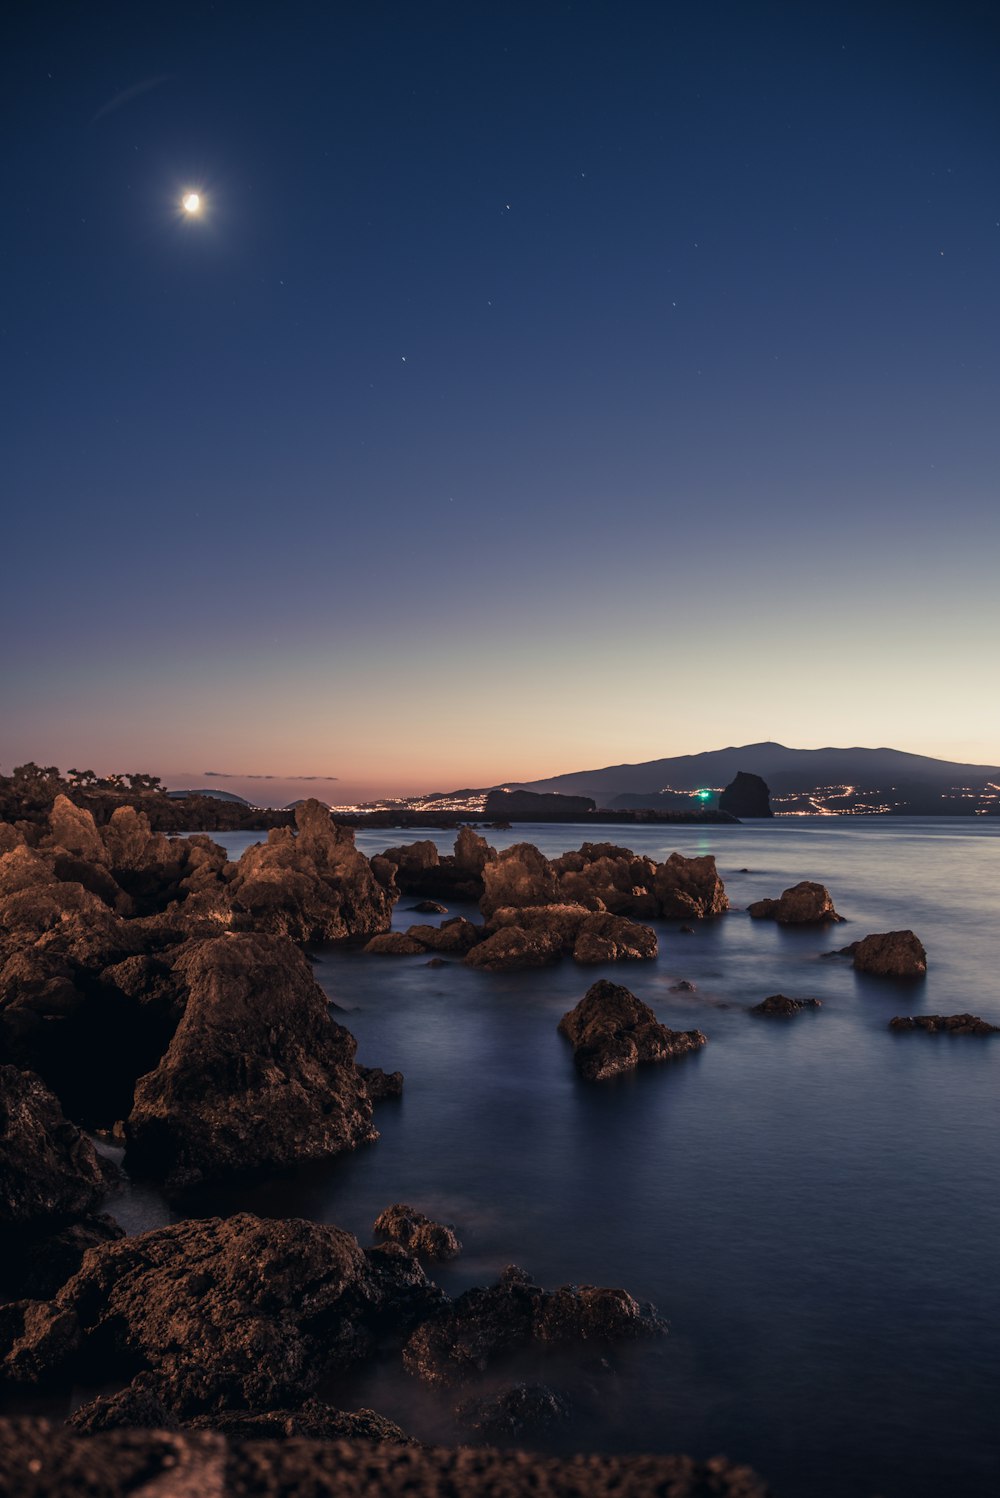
left=182, top=192, right=202, bottom=214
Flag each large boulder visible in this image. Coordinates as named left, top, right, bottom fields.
left=0, top=1214, right=442, bottom=1414
left=571, top=912, right=658, bottom=964
left=480, top=844, right=559, bottom=917
left=404, top=917, right=483, bottom=955
left=482, top=905, right=657, bottom=965
left=652, top=853, right=729, bottom=919
left=44, top=796, right=108, bottom=866
left=0, top=1420, right=774, bottom=1497
left=558, top=981, right=707, bottom=1081
left=125, top=934, right=378, bottom=1188
left=849, top=930, right=927, bottom=977
left=552, top=843, right=657, bottom=918
left=227, top=800, right=394, bottom=943
left=464, top=926, right=565, bottom=971
left=747, top=881, right=841, bottom=924
left=403, top=1264, right=664, bottom=1387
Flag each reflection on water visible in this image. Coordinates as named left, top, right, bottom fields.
left=99, top=824, right=1000, bottom=1494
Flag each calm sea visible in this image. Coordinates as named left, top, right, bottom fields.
left=112, top=820, right=1000, bottom=1495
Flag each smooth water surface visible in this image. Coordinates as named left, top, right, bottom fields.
left=125, top=821, right=1000, bottom=1495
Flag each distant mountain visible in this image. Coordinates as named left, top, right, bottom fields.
left=508, top=742, right=1000, bottom=811
left=166, top=788, right=252, bottom=805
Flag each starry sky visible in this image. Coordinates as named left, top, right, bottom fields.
left=3, top=1, right=999, bottom=804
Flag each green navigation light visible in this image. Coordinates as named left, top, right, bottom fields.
left=696, top=789, right=712, bottom=801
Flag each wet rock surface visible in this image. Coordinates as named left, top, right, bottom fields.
left=847, top=930, right=927, bottom=977
left=749, top=994, right=822, bottom=1018
left=373, top=1203, right=461, bottom=1260
left=747, top=881, right=842, bottom=924
left=456, top=1381, right=571, bottom=1437
left=0, top=1419, right=773, bottom=1497
left=889, top=1013, right=998, bottom=1034
left=125, top=935, right=378, bottom=1189
left=559, top=981, right=707, bottom=1081
left=402, top=1265, right=665, bottom=1387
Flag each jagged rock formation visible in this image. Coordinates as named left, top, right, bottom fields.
left=402, top=1264, right=665, bottom=1386
left=0, top=1420, right=773, bottom=1497
left=749, top=995, right=822, bottom=1017
left=125, top=935, right=378, bottom=1189
left=719, top=772, right=773, bottom=818
left=847, top=930, right=927, bottom=977
left=227, top=800, right=394, bottom=942
left=373, top=1204, right=461, bottom=1260
left=380, top=829, right=494, bottom=902
left=467, top=905, right=658, bottom=970
left=889, top=1013, right=997, bottom=1034
left=747, top=881, right=842, bottom=924
left=558, top=981, right=707, bottom=1081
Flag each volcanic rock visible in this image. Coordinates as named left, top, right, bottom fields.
left=374, top=1204, right=461, bottom=1260
left=227, top=800, right=394, bottom=943
left=0, top=1213, right=442, bottom=1413
left=558, top=981, right=707, bottom=1081
left=403, top=1264, right=664, bottom=1388
left=749, top=994, right=822, bottom=1017
left=44, top=796, right=109, bottom=866
left=125, top=934, right=377, bottom=1188
left=405, top=917, right=483, bottom=955
left=357, top=1066, right=404, bottom=1100
left=747, top=881, right=842, bottom=924
left=456, top=1382, right=571, bottom=1437
left=364, top=932, right=427, bottom=955
left=0, top=1419, right=774, bottom=1497
left=480, top=843, right=559, bottom=917
left=411, top=900, right=448, bottom=914
left=652, top=852, right=729, bottom=919
left=0, top=1066, right=116, bottom=1231
left=848, top=930, right=927, bottom=977
left=889, top=1013, right=998, bottom=1034
left=464, top=926, right=565, bottom=971
left=571, top=912, right=658, bottom=964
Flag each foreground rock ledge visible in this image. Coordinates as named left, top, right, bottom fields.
left=0, top=1421, right=772, bottom=1498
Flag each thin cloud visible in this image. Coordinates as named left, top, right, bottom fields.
left=92, top=74, right=173, bottom=123
left=204, top=771, right=339, bottom=781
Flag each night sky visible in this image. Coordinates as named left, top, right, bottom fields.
left=4, top=1, right=999, bottom=804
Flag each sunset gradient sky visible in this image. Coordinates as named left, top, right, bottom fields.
left=4, top=1, right=999, bottom=804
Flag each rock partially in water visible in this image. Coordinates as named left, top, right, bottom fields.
left=889, top=1013, right=998, bottom=1035
left=357, top=1065, right=404, bottom=1100
left=669, top=979, right=697, bottom=992
left=719, top=772, right=773, bottom=819
left=0, top=1213, right=442, bottom=1414
left=480, top=905, right=656, bottom=967
left=848, top=930, right=927, bottom=977
left=480, top=843, right=560, bottom=917
left=125, top=934, right=377, bottom=1188
left=465, top=926, right=564, bottom=971
left=747, top=881, right=842, bottom=924
left=227, top=800, right=394, bottom=943
left=559, top=980, right=707, bottom=1081
left=374, top=1203, right=461, bottom=1260
left=403, top=1264, right=665, bottom=1388
left=571, top=912, right=658, bottom=964
left=411, top=900, right=448, bottom=914
left=405, top=917, right=483, bottom=955
left=364, top=932, right=427, bottom=955
left=0, top=1419, right=774, bottom=1497
left=0, top=1066, right=117, bottom=1233
left=652, top=852, right=729, bottom=919
left=456, top=1382, right=571, bottom=1438
left=749, top=994, right=822, bottom=1018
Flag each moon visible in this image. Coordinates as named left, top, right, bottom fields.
left=181, top=192, right=202, bottom=214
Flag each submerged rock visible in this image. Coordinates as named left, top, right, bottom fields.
left=889, top=1013, right=998, bottom=1035
left=558, top=981, right=707, bottom=1082
left=403, top=1264, right=664, bottom=1388
left=374, top=1204, right=461, bottom=1261
left=747, top=881, right=842, bottom=924
left=0, top=1419, right=773, bottom=1497
left=456, top=1382, right=571, bottom=1438
left=125, top=934, right=377, bottom=1188
left=0, top=1213, right=442, bottom=1414
left=848, top=930, right=927, bottom=977
left=749, top=994, right=822, bottom=1018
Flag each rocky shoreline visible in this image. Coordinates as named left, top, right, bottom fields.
left=1, top=791, right=962, bottom=1494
